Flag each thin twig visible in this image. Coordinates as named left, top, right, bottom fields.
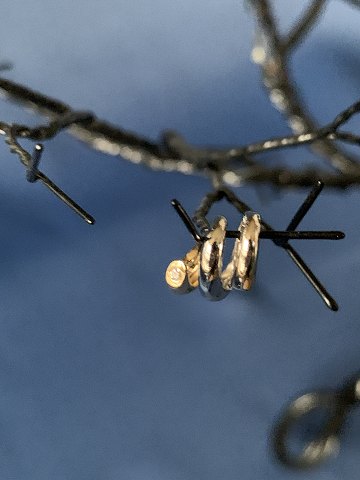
left=282, top=0, right=327, bottom=53
left=249, top=0, right=360, bottom=174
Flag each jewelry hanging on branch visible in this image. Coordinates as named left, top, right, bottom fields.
left=166, top=181, right=345, bottom=310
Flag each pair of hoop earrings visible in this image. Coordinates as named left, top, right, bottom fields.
left=166, top=211, right=261, bottom=300
left=165, top=182, right=345, bottom=309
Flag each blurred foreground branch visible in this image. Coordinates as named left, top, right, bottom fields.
left=0, top=0, right=359, bottom=189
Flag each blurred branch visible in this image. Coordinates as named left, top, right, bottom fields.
left=0, top=1, right=359, bottom=190
left=282, top=0, right=327, bottom=53
left=249, top=0, right=360, bottom=174
left=344, top=0, right=360, bottom=7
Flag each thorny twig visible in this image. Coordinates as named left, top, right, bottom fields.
left=0, top=1, right=359, bottom=190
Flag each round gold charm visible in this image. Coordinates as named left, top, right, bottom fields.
left=165, top=245, right=200, bottom=294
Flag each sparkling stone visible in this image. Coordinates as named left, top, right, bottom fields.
left=165, top=260, right=187, bottom=289
left=169, top=267, right=182, bottom=282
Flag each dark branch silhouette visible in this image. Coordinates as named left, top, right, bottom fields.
left=0, top=0, right=358, bottom=205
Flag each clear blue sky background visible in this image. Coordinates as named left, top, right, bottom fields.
left=0, top=1, right=359, bottom=479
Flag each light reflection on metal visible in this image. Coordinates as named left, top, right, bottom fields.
left=199, top=217, right=229, bottom=301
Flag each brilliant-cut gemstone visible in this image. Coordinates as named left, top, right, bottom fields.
left=169, top=267, right=182, bottom=282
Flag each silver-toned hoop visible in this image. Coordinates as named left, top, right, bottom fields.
left=199, top=216, right=229, bottom=301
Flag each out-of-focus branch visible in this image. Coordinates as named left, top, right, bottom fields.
left=1, top=75, right=360, bottom=189
left=344, top=0, right=360, bottom=7
left=0, top=1, right=359, bottom=190
left=249, top=0, right=360, bottom=174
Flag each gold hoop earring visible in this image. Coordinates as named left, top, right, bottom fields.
left=199, top=216, right=229, bottom=301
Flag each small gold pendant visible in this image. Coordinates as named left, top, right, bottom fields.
left=165, top=245, right=200, bottom=294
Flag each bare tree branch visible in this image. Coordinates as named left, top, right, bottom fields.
left=283, top=0, right=327, bottom=53
left=249, top=0, right=360, bottom=174
left=1, top=75, right=360, bottom=190
left=0, top=1, right=359, bottom=191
